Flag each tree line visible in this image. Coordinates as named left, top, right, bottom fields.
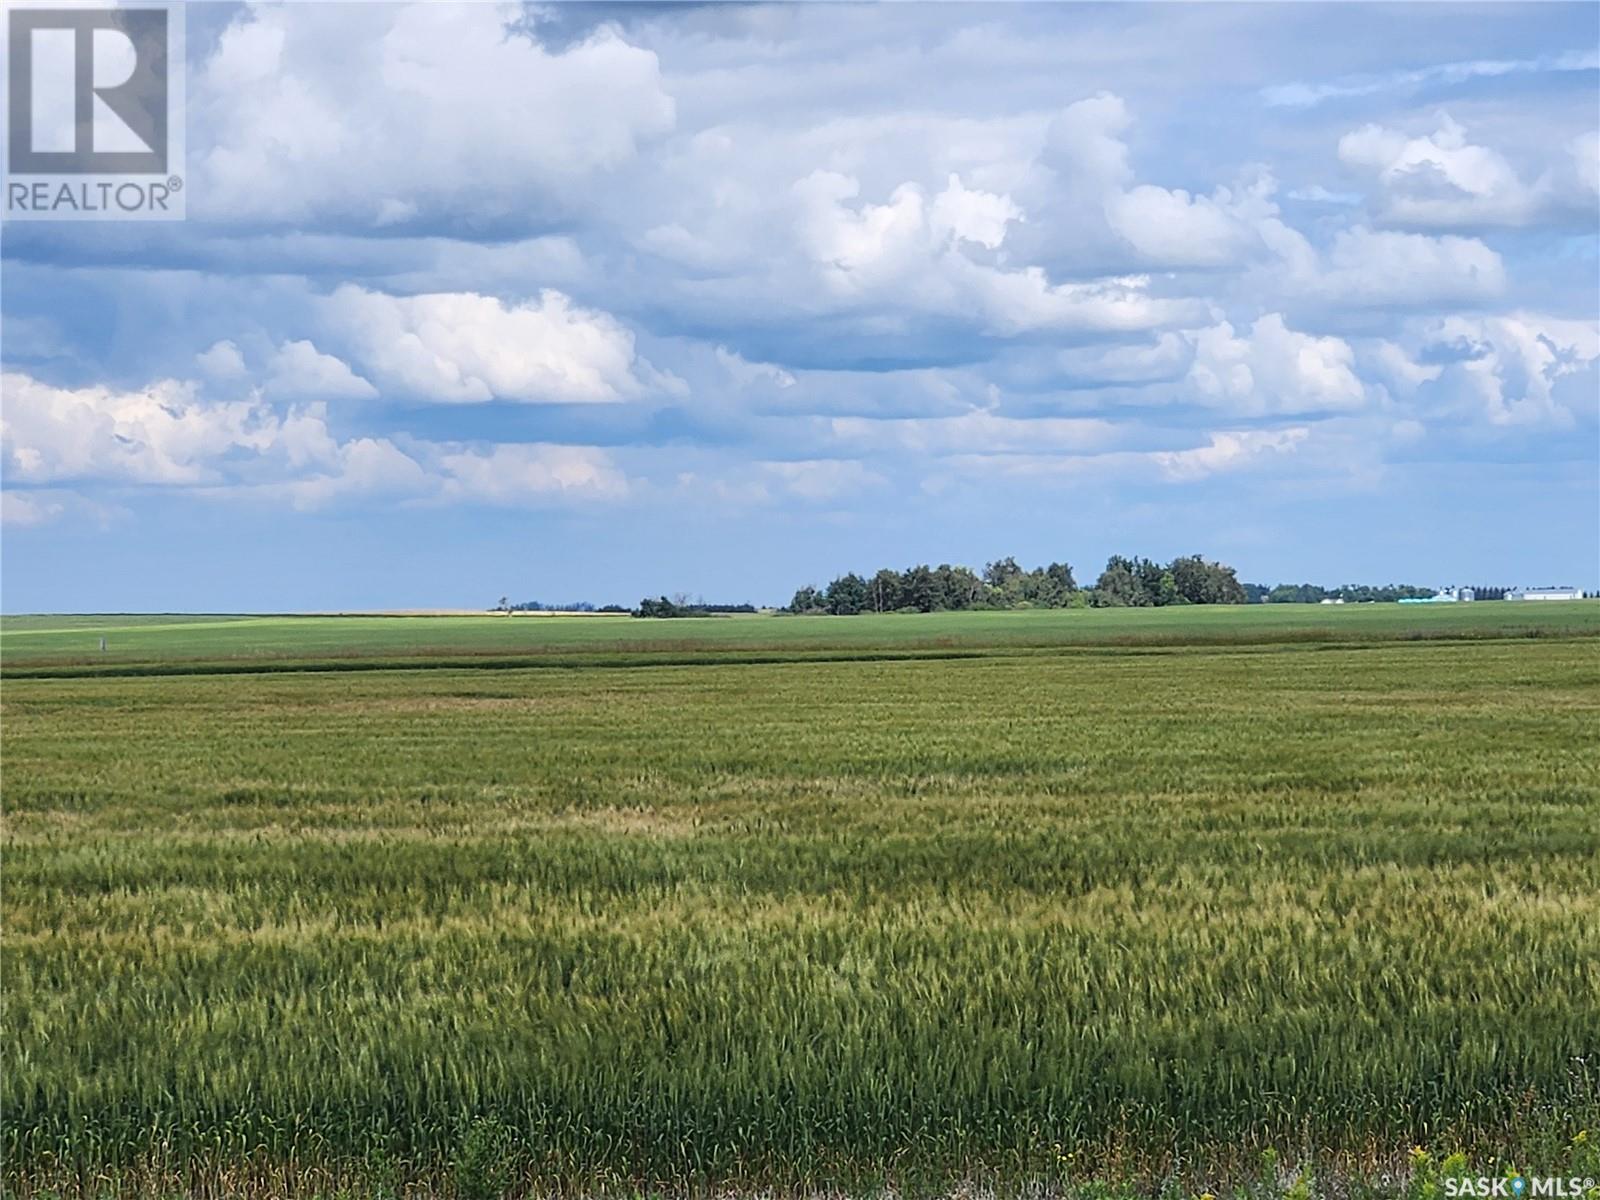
left=1252, top=583, right=1506, bottom=603
left=635, top=597, right=758, bottom=618
left=495, top=598, right=631, bottom=613
left=787, top=554, right=1250, bottom=614
left=503, top=568, right=1512, bottom=619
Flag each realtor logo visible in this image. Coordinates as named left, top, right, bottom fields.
left=4, top=4, right=185, bottom=219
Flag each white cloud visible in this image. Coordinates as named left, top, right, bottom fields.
left=795, top=171, right=940, bottom=281
left=1572, top=131, right=1600, bottom=196
left=1327, top=227, right=1504, bottom=304
left=1420, top=313, right=1600, bottom=427
left=1052, top=333, right=1193, bottom=386
left=1041, top=92, right=1133, bottom=193
left=438, top=444, right=629, bottom=504
left=1338, top=116, right=1547, bottom=228
left=933, top=425, right=1314, bottom=486
left=195, top=340, right=247, bottom=380
left=323, top=286, right=651, bottom=404
left=792, top=169, right=1199, bottom=334
left=829, top=409, right=1118, bottom=456
left=1106, top=172, right=1277, bottom=267
left=1286, top=185, right=1361, bottom=206
left=1260, top=223, right=1505, bottom=307
left=1185, top=315, right=1367, bottom=415
left=274, top=437, right=431, bottom=511
left=236, top=438, right=633, bottom=513
left=1262, top=49, right=1600, bottom=108
left=762, top=459, right=885, bottom=501
left=192, top=3, right=675, bottom=225
left=266, top=340, right=378, bottom=400
left=1364, top=340, right=1443, bottom=396
left=1, top=490, right=64, bottom=527
left=966, top=266, right=1195, bottom=336
left=1151, top=428, right=1310, bottom=481
left=1, top=374, right=286, bottom=486
left=929, top=173, right=1024, bottom=249
left=0, top=371, right=631, bottom=513
left=716, top=346, right=796, bottom=389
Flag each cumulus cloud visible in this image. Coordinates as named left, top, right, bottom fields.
left=0, top=371, right=631, bottom=511
left=195, top=340, right=247, bottom=380
left=266, top=340, right=378, bottom=400
left=1051, top=334, right=1193, bottom=387
left=828, top=408, right=1118, bottom=456
left=6, top=6, right=1595, bottom=548
left=716, top=346, right=796, bottom=389
left=762, top=459, right=885, bottom=501
left=437, top=444, right=629, bottom=504
left=1, top=374, right=287, bottom=486
left=1260, top=223, right=1505, bottom=307
left=791, top=169, right=1199, bottom=335
left=1040, top=92, right=1134, bottom=196
left=1152, top=428, right=1310, bottom=481
left=1363, top=340, right=1443, bottom=396
left=323, top=286, right=655, bottom=404
left=1, top=490, right=64, bottom=527
left=1338, top=116, right=1548, bottom=228
left=934, top=425, right=1314, bottom=487
left=273, top=437, right=431, bottom=511
left=1286, top=185, right=1362, bottom=206
left=1417, top=313, right=1600, bottom=427
left=191, top=3, right=675, bottom=226
left=1572, top=131, right=1600, bottom=196
left=929, top=174, right=1024, bottom=249
left=1185, top=315, right=1367, bottom=415
left=1105, top=172, right=1278, bottom=267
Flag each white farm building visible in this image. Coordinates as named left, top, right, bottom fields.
left=1507, top=586, right=1584, bottom=601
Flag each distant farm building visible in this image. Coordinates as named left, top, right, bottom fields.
left=1507, top=586, right=1583, bottom=601
left=1399, top=586, right=1474, bottom=604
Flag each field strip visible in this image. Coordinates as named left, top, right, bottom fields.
left=0, top=616, right=283, bottom=638
left=5, top=627, right=1598, bottom=681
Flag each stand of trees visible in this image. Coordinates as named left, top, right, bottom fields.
left=1256, top=583, right=1472, bottom=604
left=1092, top=554, right=1247, bottom=607
left=498, top=599, right=629, bottom=613
left=622, top=564, right=1527, bottom=620
left=634, top=597, right=758, bottom=618
left=787, top=554, right=1249, bottom=614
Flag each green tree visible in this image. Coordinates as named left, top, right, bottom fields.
left=933, top=563, right=982, bottom=610
left=825, top=573, right=869, bottom=615
left=1156, top=554, right=1248, bottom=605
left=1031, top=561, right=1077, bottom=607
left=1134, top=557, right=1165, bottom=604
left=1093, top=558, right=1148, bottom=607
left=1157, top=571, right=1182, bottom=606
left=1267, top=583, right=1325, bottom=604
left=901, top=565, right=938, bottom=612
left=982, top=557, right=1023, bottom=589
left=868, top=569, right=902, bottom=613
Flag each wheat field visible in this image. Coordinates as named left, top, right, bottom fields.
left=3, top=611, right=1599, bottom=1197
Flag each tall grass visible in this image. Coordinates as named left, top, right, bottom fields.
left=3, top=636, right=1598, bottom=1194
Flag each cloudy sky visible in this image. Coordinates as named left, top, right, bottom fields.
left=3, top=1, right=1597, bottom=611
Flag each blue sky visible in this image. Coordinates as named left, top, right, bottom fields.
left=3, top=1, right=1597, bottom=611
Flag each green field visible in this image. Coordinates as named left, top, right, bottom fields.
left=5, top=602, right=1600, bottom=673
left=3, top=605, right=1600, bottom=1198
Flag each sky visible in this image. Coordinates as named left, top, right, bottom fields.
left=2, top=1, right=1598, bottom=612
